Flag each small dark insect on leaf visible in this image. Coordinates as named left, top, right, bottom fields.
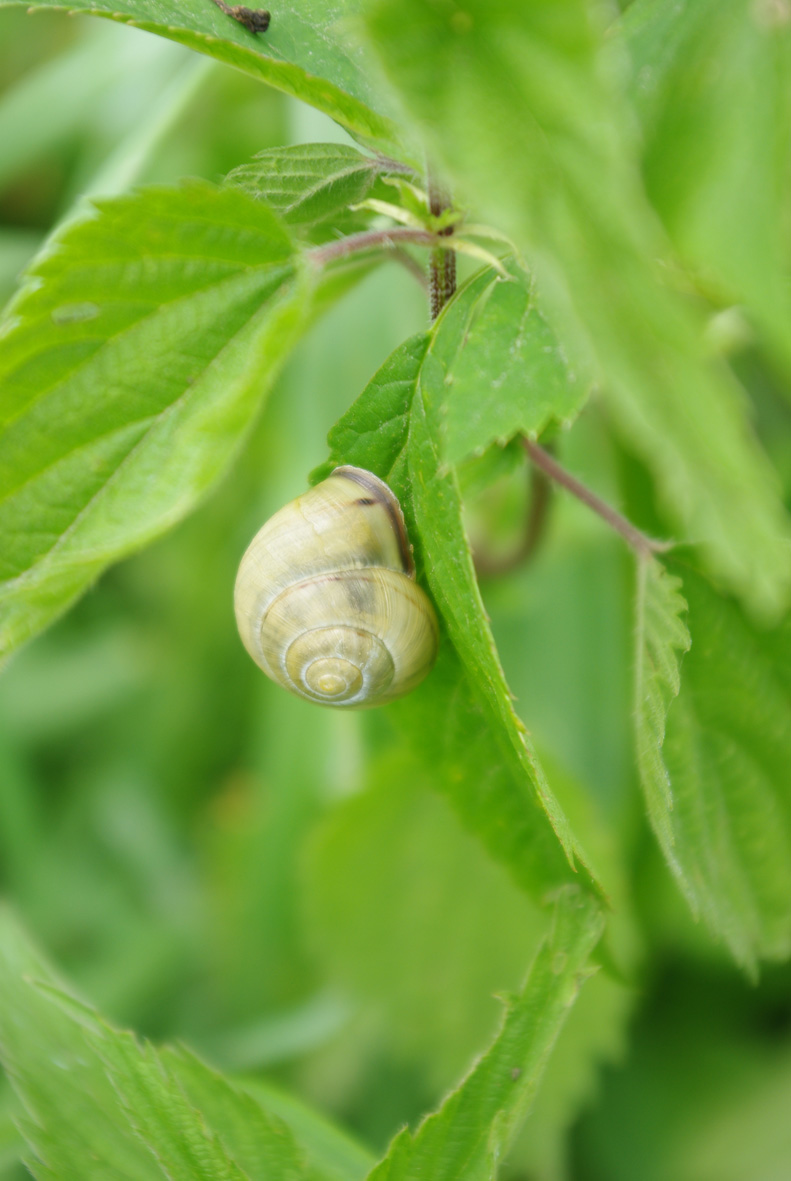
left=211, top=0, right=271, bottom=33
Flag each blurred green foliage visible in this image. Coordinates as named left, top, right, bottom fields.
left=1, top=3, right=791, bottom=1180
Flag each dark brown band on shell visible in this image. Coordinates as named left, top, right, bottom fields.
left=332, top=466, right=414, bottom=576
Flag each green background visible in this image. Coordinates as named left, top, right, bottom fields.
left=1, top=5, right=791, bottom=1179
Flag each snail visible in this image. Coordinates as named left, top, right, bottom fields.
left=234, top=466, right=439, bottom=707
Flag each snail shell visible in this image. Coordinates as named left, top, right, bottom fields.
left=234, top=466, right=439, bottom=707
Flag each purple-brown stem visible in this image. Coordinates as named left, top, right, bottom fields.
left=474, top=464, right=553, bottom=578
left=427, top=174, right=456, bottom=320
left=310, top=227, right=439, bottom=269
left=523, top=439, right=668, bottom=558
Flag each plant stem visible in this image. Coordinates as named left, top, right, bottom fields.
left=427, top=172, right=456, bottom=320
left=474, top=463, right=552, bottom=578
left=522, top=439, right=668, bottom=558
left=309, top=227, right=438, bottom=269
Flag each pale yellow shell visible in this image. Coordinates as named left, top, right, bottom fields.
left=234, top=467, right=439, bottom=707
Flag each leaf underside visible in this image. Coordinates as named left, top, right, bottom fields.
left=635, top=556, right=791, bottom=969
left=0, top=0, right=400, bottom=152
left=365, top=0, right=791, bottom=618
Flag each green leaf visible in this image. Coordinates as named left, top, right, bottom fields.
left=634, top=557, right=691, bottom=851
left=623, top=0, right=791, bottom=380
left=226, top=144, right=385, bottom=228
left=0, top=907, right=359, bottom=1180
left=365, top=0, right=791, bottom=617
left=110, top=1039, right=310, bottom=1181
left=0, top=181, right=311, bottom=661
left=0, top=1078, right=24, bottom=1171
left=239, top=1079, right=376, bottom=1181
left=364, top=887, right=604, bottom=1181
left=94, top=1032, right=253, bottom=1181
left=411, top=279, right=600, bottom=893
left=441, top=262, right=588, bottom=464
left=635, top=557, right=791, bottom=968
left=0, top=908, right=165, bottom=1179
left=506, top=955, right=631, bottom=1180
left=574, top=965, right=791, bottom=1181
left=322, top=312, right=603, bottom=900
left=306, top=752, right=631, bottom=1170
left=0, top=0, right=399, bottom=151
left=305, top=753, right=546, bottom=1089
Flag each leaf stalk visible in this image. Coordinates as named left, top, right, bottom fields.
left=309, top=226, right=438, bottom=268
left=523, top=439, right=669, bottom=559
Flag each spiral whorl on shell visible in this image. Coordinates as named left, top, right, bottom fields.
left=234, top=467, right=439, bottom=707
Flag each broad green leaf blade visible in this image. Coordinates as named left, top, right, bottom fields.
left=635, top=558, right=791, bottom=968
left=305, top=754, right=546, bottom=1086
left=157, top=1048, right=304, bottom=1180
left=623, top=0, right=791, bottom=380
left=306, top=749, right=631, bottom=1165
left=322, top=327, right=603, bottom=899
left=441, top=263, right=587, bottom=466
left=0, top=0, right=399, bottom=151
left=365, top=0, right=791, bottom=617
left=0, top=907, right=165, bottom=1179
left=396, top=647, right=595, bottom=899
left=413, top=278, right=598, bottom=888
left=96, top=1033, right=252, bottom=1181
left=160, top=1046, right=362, bottom=1181
left=240, top=1079, right=376, bottom=1181
left=0, top=181, right=311, bottom=661
left=0, top=909, right=350, bottom=1180
left=364, top=887, right=604, bottom=1181
left=226, top=144, right=384, bottom=227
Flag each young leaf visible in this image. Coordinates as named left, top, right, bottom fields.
left=635, top=557, right=791, bottom=968
left=623, top=0, right=791, bottom=381
left=226, top=144, right=384, bottom=228
left=364, top=887, right=604, bottom=1181
left=365, top=0, right=791, bottom=618
left=0, top=0, right=399, bottom=151
left=441, top=263, right=588, bottom=464
left=322, top=325, right=603, bottom=900
left=0, top=182, right=311, bottom=661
